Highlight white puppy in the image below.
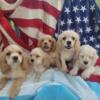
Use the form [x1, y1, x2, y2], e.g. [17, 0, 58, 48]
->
[70, 45, 98, 79]
[57, 30, 80, 72]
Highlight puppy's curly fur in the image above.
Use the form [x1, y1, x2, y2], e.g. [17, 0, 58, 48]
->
[57, 30, 80, 72]
[70, 45, 98, 79]
[28, 47, 50, 81]
[0, 44, 28, 99]
[38, 35, 60, 68]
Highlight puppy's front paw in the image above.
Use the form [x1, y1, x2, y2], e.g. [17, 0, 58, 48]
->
[0, 79, 7, 90]
[62, 66, 68, 72]
[81, 71, 91, 79]
[9, 88, 19, 99]
[70, 69, 77, 76]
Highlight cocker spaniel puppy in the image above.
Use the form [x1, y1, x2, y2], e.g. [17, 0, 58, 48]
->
[0, 44, 28, 99]
[70, 45, 98, 79]
[38, 34, 59, 68]
[57, 30, 80, 72]
[28, 47, 50, 81]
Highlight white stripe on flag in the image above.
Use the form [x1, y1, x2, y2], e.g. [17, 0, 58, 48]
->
[39, 0, 64, 11]
[10, 6, 57, 29]
[0, 0, 22, 10]
[19, 27, 44, 39]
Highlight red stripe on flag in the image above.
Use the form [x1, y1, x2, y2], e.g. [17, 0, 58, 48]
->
[0, 11, 37, 51]
[21, 0, 60, 19]
[13, 19, 55, 35]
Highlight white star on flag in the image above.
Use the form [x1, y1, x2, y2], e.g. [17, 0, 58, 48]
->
[73, 6, 79, 13]
[79, 28, 83, 34]
[67, 19, 73, 25]
[90, 36, 95, 42]
[60, 20, 65, 26]
[83, 38, 87, 43]
[75, 17, 81, 23]
[81, 6, 87, 12]
[90, 5, 95, 12]
[86, 27, 92, 33]
[83, 17, 89, 23]
[95, 44, 100, 49]
[64, 7, 70, 14]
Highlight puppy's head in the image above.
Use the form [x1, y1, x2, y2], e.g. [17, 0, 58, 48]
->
[0, 44, 28, 73]
[38, 35, 56, 52]
[79, 45, 98, 68]
[29, 48, 50, 72]
[57, 30, 80, 50]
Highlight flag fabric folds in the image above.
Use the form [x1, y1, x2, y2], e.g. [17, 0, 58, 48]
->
[55, 0, 100, 55]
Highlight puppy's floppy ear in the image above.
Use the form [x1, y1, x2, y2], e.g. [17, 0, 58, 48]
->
[57, 35, 62, 51]
[37, 38, 42, 47]
[51, 38, 57, 52]
[21, 53, 29, 71]
[0, 52, 10, 73]
[73, 35, 80, 61]
[43, 53, 50, 68]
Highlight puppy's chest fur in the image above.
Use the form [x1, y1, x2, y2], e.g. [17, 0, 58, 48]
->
[61, 49, 75, 61]
[4, 66, 25, 79]
[27, 65, 45, 81]
[49, 52, 56, 62]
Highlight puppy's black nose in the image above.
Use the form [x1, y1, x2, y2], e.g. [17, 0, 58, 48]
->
[13, 56, 18, 61]
[84, 61, 88, 65]
[31, 59, 34, 63]
[44, 42, 47, 45]
[67, 41, 71, 45]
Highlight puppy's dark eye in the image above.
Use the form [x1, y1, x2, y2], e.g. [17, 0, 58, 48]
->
[72, 37, 75, 40]
[49, 39, 52, 42]
[18, 51, 22, 55]
[36, 55, 40, 58]
[63, 37, 66, 40]
[6, 52, 11, 56]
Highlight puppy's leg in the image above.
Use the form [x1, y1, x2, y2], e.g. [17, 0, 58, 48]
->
[70, 66, 79, 76]
[0, 78, 8, 90]
[9, 78, 24, 99]
[81, 67, 95, 79]
[61, 57, 68, 72]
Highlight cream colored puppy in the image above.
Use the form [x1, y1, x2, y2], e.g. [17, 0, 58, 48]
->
[70, 45, 98, 79]
[28, 47, 50, 81]
[0, 44, 28, 99]
[57, 30, 80, 72]
[38, 35, 59, 68]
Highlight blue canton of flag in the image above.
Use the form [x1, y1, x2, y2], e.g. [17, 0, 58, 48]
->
[55, 0, 100, 55]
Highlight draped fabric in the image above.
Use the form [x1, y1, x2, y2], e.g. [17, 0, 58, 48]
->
[55, 0, 100, 55]
[0, 0, 64, 51]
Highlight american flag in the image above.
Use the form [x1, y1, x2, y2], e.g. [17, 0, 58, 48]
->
[55, 0, 100, 55]
[0, 0, 64, 51]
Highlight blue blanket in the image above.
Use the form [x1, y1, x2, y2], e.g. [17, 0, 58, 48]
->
[0, 69, 99, 100]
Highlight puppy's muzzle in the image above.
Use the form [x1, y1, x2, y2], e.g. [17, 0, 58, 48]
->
[13, 56, 18, 63]
[83, 61, 88, 65]
[65, 41, 72, 49]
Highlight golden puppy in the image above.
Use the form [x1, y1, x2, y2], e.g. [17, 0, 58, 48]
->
[57, 30, 80, 72]
[70, 45, 98, 79]
[0, 44, 28, 99]
[38, 35, 59, 68]
[28, 47, 50, 81]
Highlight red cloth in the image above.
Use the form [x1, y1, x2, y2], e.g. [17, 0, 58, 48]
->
[88, 58, 100, 82]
